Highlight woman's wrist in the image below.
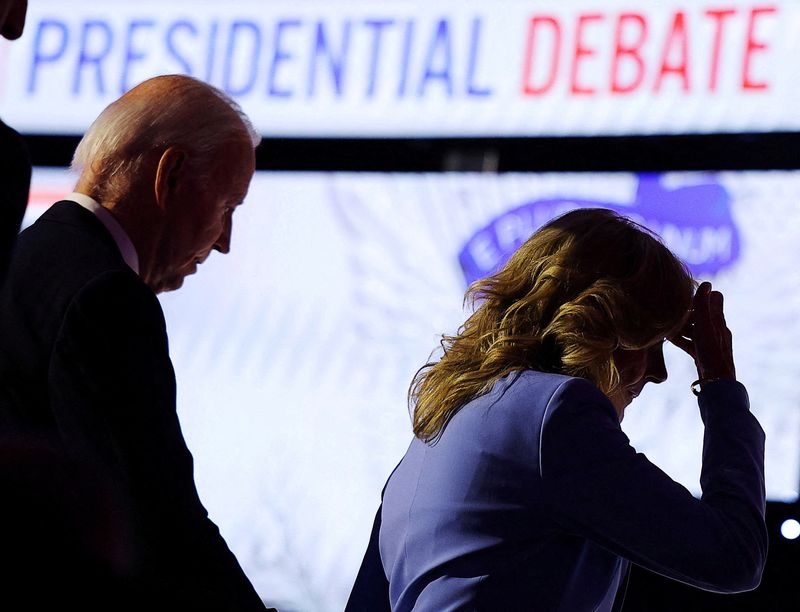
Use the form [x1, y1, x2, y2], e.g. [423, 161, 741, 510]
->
[690, 376, 735, 396]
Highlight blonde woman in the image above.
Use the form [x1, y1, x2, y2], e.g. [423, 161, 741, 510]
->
[347, 208, 766, 611]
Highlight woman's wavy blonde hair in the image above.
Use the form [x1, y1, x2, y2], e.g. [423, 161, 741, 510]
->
[411, 208, 695, 443]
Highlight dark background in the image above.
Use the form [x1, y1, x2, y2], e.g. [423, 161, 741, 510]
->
[22, 131, 800, 172]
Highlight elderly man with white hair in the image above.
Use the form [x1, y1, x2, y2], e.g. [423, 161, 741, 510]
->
[0, 75, 267, 610]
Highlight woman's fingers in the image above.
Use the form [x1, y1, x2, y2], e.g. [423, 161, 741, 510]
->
[668, 303, 697, 358]
[669, 333, 696, 359]
[687, 282, 736, 381]
[692, 282, 713, 336]
[709, 290, 724, 325]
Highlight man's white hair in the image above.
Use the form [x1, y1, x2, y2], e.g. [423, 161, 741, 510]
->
[72, 74, 260, 200]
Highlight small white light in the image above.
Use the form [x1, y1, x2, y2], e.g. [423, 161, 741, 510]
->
[780, 519, 800, 540]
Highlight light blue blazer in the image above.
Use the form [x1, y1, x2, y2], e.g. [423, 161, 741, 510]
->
[349, 371, 767, 611]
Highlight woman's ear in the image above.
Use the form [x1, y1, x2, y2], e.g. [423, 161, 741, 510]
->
[154, 146, 188, 212]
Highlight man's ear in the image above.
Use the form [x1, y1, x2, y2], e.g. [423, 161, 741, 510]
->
[154, 146, 188, 212]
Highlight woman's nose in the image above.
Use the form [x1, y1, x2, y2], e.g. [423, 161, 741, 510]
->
[646, 345, 668, 384]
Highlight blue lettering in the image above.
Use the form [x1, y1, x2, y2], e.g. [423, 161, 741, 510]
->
[364, 19, 393, 97]
[121, 20, 155, 93]
[418, 19, 453, 97]
[495, 212, 533, 251]
[73, 20, 113, 95]
[397, 20, 414, 97]
[466, 17, 491, 97]
[268, 19, 301, 98]
[206, 21, 219, 82]
[223, 21, 261, 96]
[467, 232, 501, 271]
[308, 20, 351, 97]
[165, 20, 197, 76]
[28, 19, 69, 94]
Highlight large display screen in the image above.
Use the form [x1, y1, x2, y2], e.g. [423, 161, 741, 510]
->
[2, 0, 796, 137]
[26, 168, 800, 610]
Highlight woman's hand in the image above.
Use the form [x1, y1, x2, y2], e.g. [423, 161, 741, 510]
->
[670, 281, 736, 381]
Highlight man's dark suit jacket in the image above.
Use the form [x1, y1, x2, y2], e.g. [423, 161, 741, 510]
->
[0, 200, 265, 610]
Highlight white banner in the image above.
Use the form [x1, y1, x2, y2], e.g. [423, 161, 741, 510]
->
[1, 0, 796, 136]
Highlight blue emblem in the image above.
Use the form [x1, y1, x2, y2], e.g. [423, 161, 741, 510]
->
[458, 174, 739, 285]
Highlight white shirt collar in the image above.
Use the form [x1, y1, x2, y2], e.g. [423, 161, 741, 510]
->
[66, 192, 140, 275]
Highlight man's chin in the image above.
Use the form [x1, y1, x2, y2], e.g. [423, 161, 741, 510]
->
[148, 263, 198, 294]
[150, 275, 185, 294]
[165, 276, 186, 291]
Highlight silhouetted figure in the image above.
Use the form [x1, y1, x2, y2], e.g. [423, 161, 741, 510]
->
[348, 209, 766, 611]
[0, 75, 266, 610]
[0, 0, 31, 283]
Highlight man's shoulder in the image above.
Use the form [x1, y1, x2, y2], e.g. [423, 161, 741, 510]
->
[3, 203, 153, 334]
[61, 268, 167, 344]
[23, 200, 110, 242]
[14, 201, 130, 283]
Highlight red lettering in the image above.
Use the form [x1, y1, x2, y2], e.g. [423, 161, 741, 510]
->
[522, 16, 561, 95]
[654, 11, 690, 92]
[742, 6, 776, 91]
[570, 13, 603, 95]
[611, 13, 647, 94]
[706, 8, 736, 91]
